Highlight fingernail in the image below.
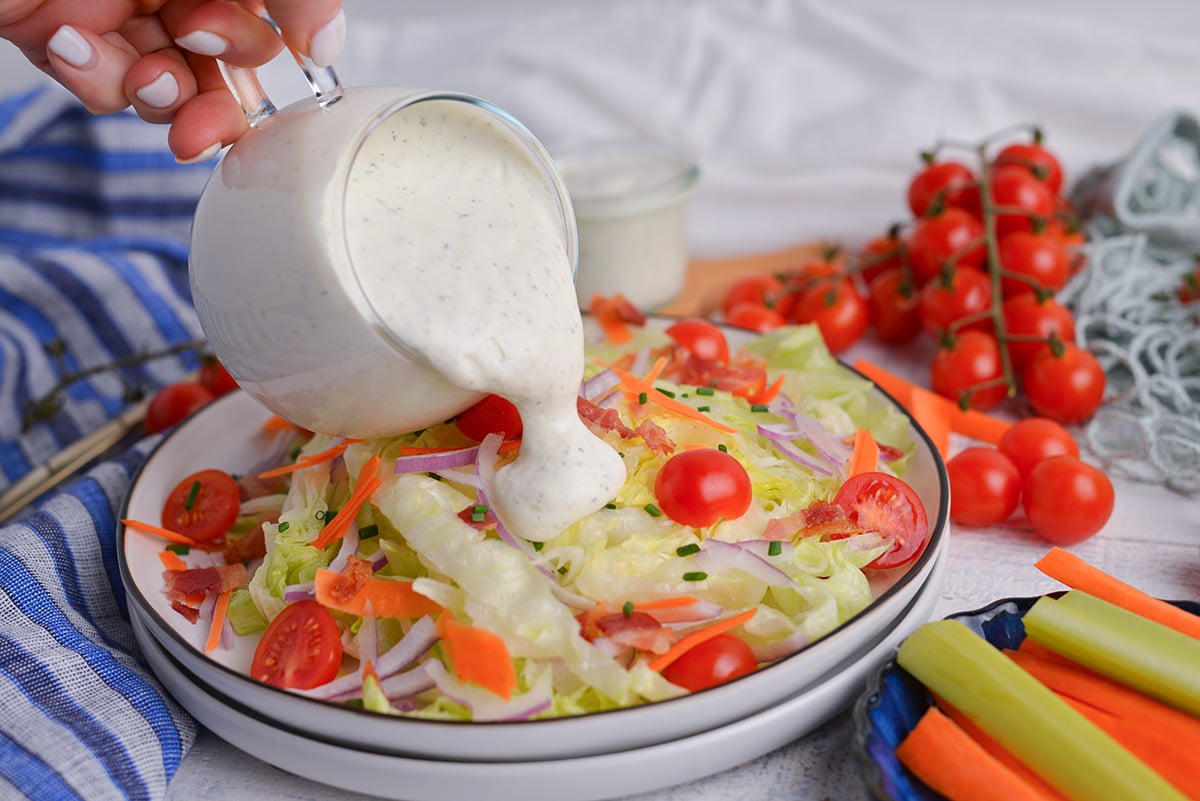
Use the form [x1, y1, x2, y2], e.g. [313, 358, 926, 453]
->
[175, 30, 229, 57]
[177, 143, 221, 165]
[136, 72, 180, 108]
[48, 25, 95, 69]
[309, 10, 346, 68]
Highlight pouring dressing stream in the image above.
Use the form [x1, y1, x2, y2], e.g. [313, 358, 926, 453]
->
[189, 61, 625, 542]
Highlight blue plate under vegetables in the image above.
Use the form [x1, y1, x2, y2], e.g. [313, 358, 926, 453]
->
[852, 594, 1200, 801]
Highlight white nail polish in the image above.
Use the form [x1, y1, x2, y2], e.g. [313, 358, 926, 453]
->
[309, 10, 346, 68]
[177, 143, 222, 165]
[48, 25, 95, 69]
[136, 72, 180, 108]
[175, 30, 229, 57]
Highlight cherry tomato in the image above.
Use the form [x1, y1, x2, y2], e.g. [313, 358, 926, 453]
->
[454, 394, 523, 441]
[930, 330, 1009, 410]
[832, 472, 929, 569]
[907, 161, 981, 218]
[654, 449, 753, 528]
[660, 633, 758, 692]
[908, 208, 986, 286]
[666, 318, 730, 364]
[917, 267, 994, 338]
[858, 228, 908, 286]
[1178, 266, 1200, 304]
[198, 357, 239, 396]
[1021, 344, 1106, 424]
[721, 275, 786, 317]
[998, 417, 1080, 479]
[161, 469, 241, 542]
[1001, 294, 1077, 371]
[145, 382, 215, 434]
[997, 231, 1070, 297]
[994, 141, 1064, 194]
[250, 600, 344, 690]
[788, 278, 869, 354]
[725, 301, 786, 332]
[946, 447, 1022, 526]
[867, 268, 922, 344]
[988, 166, 1057, 239]
[1022, 456, 1114, 545]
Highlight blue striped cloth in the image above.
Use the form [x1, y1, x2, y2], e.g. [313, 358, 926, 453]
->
[0, 85, 217, 801]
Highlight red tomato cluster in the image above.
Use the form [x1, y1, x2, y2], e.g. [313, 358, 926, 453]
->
[145, 356, 238, 434]
[946, 417, 1114, 544]
[720, 131, 1107, 427]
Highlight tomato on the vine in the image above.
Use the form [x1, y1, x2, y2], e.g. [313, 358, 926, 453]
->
[660, 633, 758, 692]
[1001, 294, 1077, 371]
[721, 274, 786, 317]
[1021, 343, 1106, 424]
[788, 278, 869, 354]
[198, 357, 239, 397]
[907, 161, 981, 218]
[918, 266, 993, 338]
[867, 268, 921, 344]
[250, 600, 344, 690]
[946, 447, 1022, 527]
[725, 302, 786, 332]
[858, 228, 908, 286]
[930, 330, 1009, 410]
[988, 165, 1057, 238]
[454, 394, 523, 441]
[994, 141, 1064, 195]
[145, 382, 215, 434]
[832, 472, 929, 569]
[997, 231, 1070, 298]
[998, 417, 1080, 479]
[666, 318, 730, 364]
[1179, 265, 1200, 304]
[161, 469, 241, 542]
[653, 449, 753, 528]
[908, 208, 986, 286]
[1022, 456, 1114, 545]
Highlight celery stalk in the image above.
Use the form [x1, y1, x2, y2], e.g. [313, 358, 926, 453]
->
[1023, 590, 1200, 717]
[896, 619, 1188, 801]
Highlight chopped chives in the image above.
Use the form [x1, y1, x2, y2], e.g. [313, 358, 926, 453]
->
[695, 386, 715, 396]
[472, 504, 488, 514]
[718, 443, 728, 453]
[768, 541, 782, 556]
[697, 405, 710, 412]
[676, 543, 700, 557]
[183, 480, 201, 510]
[532, 541, 544, 551]
[750, 403, 769, 412]
[359, 524, 379, 539]
[604, 502, 617, 509]
[277, 521, 290, 533]
[656, 387, 676, 399]
[683, 571, 708, 582]
[557, 565, 569, 575]
[622, 601, 635, 618]
[644, 503, 662, 517]
[470, 510, 487, 523]
[427, 472, 445, 481]
[165, 543, 190, 555]
[638, 391, 648, 404]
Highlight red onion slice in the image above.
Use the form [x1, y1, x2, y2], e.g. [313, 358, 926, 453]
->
[394, 446, 479, 474]
[752, 629, 810, 663]
[282, 581, 315, 602]
[580, 368, 621, 403]
[296, 616, 439, 701]
[424, 660, 554, 722]
[695, 539, 796, 588]
[756, 423, 835, 476]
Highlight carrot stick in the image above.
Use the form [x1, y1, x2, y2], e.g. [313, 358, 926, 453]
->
[260, 415, 297, 435]
[953, 406, 1013, 445]
[314, 570, 443, 619]
[311, 455, 382, 549]
[633, 596, 699, 611]
[896, 706, 1062, 801]
[435, 612, 517, 700]
[1035, 547, 1200, 641]
[257, 439, 358, 479]
[158, 549, 188, 571]
[847, 426, 880, 477]
[205, 589, 231, 654]
[908, 386, 952, 457]
[611, 366, 738, 433]
[121, 518, 198, 546]
[648, 607, 757, 672]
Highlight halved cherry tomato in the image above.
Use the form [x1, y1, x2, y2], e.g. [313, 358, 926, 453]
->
[665, 318, 730, 364]
[250, 600, 344, 690]
[145, 382, 214, 434]
[198, 357, 239, 396]
[654, 448, 752, 528]
[454, 394, 523, 441]
[161, 469, 241, 542]
[660, 632, 758, 692]
[832, 472, 929, 569]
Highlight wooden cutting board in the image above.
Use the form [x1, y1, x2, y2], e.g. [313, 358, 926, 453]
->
[655, 242, 824, 317]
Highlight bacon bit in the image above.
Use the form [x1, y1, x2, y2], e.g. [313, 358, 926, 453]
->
[635, 419, 676, 456]
[762, 500, 864, 541]
[577, 396, 636, 438]
[577, 604, 673, 655]
[327, 555, 373, 604]
[222, 521, 269, 564]
[170, 600, 201, 624]
[257, 439, 359, 479]
[237, 472, 287, 501]
[163, 563, 247, 605]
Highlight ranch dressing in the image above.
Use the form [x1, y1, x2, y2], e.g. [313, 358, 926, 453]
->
[343, 99, 626, 542]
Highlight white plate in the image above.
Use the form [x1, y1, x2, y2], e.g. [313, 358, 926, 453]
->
[118, 322, 950, 762]
[131, 540, 946, 801]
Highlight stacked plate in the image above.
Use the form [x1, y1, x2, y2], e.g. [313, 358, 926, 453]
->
[118, 373, 949, 801]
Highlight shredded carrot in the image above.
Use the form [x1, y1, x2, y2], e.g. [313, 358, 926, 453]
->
[648, 607, 757, 672]
[121, 518, 198, 546]
[1035, 547, 1200, 641]
[205, 589, 231, 654]
[314, 569, 443, 619]
[257, 439, 358, 479]
[642, 355, 667, 386]
[436, 612, 517, 700]
[311, 455, 382, 550]
[612, 366, 737, 434]
[896, 706, 1063, 801]
[589, 294, 635, 344]
[735, 374, 785, 405]
[260, 415, 296, 435]
[847, 426, 880, 477]
[632, 596, 699, 611]
[158, 549, 188, 571]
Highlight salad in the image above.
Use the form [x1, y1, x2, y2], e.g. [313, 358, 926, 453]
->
[133, 315, 930, 722]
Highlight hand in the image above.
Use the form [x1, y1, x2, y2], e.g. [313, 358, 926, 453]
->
[0, 0, 345, 163]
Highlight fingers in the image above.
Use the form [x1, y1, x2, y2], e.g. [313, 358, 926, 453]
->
[45, 25, 140, 114]
[167, 87, 248, 164]
[172, 2, 283, 69]
[263, 0, 344, 66]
